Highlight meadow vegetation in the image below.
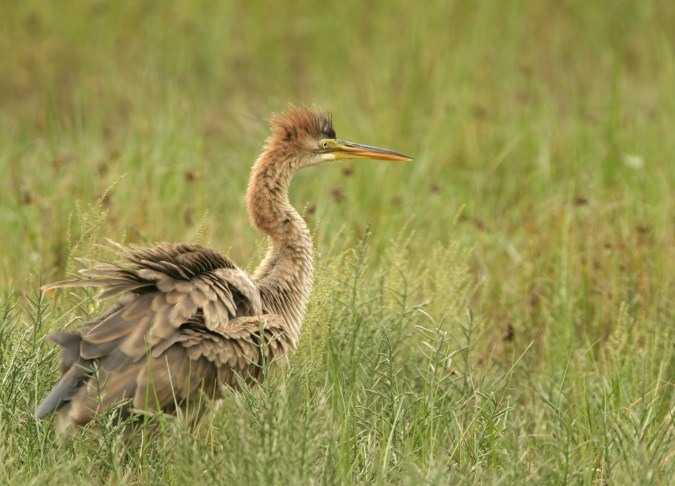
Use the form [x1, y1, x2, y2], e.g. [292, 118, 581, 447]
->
[0, 0, 673, 484]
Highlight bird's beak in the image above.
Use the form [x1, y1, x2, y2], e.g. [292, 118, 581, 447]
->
[327, 139, 412, 162]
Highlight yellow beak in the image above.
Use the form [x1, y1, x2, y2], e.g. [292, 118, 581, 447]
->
[327, 139, 412, 162]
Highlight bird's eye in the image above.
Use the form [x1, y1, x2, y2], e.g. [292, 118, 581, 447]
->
[320, 140, 329, 149]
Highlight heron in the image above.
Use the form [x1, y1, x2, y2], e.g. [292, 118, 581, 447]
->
[34, 105, 412, 431]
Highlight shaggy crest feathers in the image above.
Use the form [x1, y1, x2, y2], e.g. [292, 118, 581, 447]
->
[268, 105, 336, 147]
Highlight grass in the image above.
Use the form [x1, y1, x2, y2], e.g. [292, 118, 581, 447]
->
[1, 0, 673, 484]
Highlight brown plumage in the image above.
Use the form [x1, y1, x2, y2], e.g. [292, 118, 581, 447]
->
[35, 105, 411, 431]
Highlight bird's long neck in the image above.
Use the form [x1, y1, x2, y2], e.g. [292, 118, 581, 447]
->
[246, 151, 313, 340]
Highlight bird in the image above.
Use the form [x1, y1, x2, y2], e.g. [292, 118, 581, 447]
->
[34, 105, 412, 431]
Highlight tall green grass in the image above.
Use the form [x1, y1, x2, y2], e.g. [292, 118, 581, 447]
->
[1, 0, 673, 483]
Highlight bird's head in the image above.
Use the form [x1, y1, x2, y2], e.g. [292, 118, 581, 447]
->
[266, 105, 412, 170]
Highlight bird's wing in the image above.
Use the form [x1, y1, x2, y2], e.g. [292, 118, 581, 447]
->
[50, 313, 296, 429]
[133, 314, 295, 414]
[44, 242, 263, 359]
[35, 242, 280, 425]
[154, 314, 296, 384]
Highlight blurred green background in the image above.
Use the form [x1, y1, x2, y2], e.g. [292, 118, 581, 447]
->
[0, 1, 673, 482]
[2, 0, 672, 351]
